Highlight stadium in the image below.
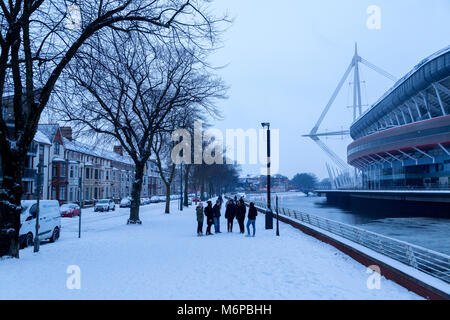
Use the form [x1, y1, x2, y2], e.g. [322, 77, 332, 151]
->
[348, 46, 450, 189]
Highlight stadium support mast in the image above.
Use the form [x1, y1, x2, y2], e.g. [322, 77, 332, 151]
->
[303, 43, 397, 171]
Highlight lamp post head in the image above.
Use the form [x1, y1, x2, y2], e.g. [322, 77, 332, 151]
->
[261, 122, 270, 129]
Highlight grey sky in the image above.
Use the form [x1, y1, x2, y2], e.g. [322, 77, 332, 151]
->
[209, 0, 450, 180]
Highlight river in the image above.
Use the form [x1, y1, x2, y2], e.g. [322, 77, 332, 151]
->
[247, 193, 450, 256]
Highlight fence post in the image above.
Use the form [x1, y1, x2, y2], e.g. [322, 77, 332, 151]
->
[406, 246, 419, 268]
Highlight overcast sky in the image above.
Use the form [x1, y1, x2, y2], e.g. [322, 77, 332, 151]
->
[208, 0, 450, 180]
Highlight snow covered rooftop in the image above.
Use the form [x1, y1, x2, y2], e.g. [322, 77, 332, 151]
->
[63, 137, 134, 166]
[33, 130, 51, 145]
[37, 124, 59, 142]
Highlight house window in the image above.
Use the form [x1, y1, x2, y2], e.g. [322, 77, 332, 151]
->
[69, 188, 73, 201]
[94, 169, 99, 180]
[70, 166, 74, 178]
[52, 186, 57, 199]
[61, 163, 66, 177]
[86, 167, 90, 179]
[39, 145, 45, 163]
[54, 142, 60, 155]
[52, 164, 58, 177]
[60, 186, 66, 201]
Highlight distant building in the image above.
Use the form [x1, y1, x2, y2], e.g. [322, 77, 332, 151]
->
[239, 174, 290, 193]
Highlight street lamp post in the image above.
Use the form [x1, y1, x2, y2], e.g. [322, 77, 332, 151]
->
[78, 172, 82, 239]
[276, 196, 280, 236]
[261, 122, 273, 230]
[179, 163, 183, 211]
[34, 160, 45, 253]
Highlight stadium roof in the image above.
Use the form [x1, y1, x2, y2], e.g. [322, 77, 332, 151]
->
[350, 45, 450, 139]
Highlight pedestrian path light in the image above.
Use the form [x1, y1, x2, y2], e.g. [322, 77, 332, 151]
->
[261, 122, 273, 230]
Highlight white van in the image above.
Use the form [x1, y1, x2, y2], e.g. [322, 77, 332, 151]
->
[19, 200, 61, 249]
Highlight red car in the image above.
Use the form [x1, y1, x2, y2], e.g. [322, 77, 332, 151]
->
[60, 203, 81, 218]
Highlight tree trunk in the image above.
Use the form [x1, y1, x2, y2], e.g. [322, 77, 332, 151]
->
[129, 164, 144, 224]
[183, 166, 189, 207]
[165, 183, 171, 214]
[0, 151, 25, 258]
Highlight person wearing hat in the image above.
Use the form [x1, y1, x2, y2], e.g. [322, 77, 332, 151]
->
[204, 201, 214, 235]
[196, 202, 204, 236]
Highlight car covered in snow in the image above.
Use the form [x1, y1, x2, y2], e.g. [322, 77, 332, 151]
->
[19, 200, 61, 249]
[149, 196, 160, 203]
[94, 199, 116, 212]
[60, 203, 80, 218]
[120, 198, 131, 208]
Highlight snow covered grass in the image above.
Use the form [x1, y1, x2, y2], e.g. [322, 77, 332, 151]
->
[0, 201, 421, 300]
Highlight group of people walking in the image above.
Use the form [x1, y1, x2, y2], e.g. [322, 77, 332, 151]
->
[196, 195, 258, 237]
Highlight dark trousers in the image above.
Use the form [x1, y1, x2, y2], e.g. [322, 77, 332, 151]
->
[227, 218, 234, 232]
[237, 219, 245, 233]
[197, 221, 203, 234]
[206, 220, 214, 235]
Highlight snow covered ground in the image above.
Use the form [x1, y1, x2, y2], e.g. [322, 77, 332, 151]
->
[0, 201, 421, 300]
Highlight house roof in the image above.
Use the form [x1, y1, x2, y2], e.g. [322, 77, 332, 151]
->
[33, 130, 51, 145]
[37, 124, 60, 143]
[63, 137, 134, 166]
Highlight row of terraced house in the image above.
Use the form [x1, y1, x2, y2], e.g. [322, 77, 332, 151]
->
[1, 122, 169, 204]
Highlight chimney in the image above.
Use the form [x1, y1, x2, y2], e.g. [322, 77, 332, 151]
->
[114, 145, 123, 156]
[60, 126, 73, 141]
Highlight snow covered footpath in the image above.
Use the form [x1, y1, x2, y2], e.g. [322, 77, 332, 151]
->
[0, 201, 421, 300]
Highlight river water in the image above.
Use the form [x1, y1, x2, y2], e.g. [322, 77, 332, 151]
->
[247, 193, 450, 256]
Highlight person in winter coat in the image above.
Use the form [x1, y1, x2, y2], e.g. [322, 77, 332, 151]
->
[196, 203, 204, 236]
[225, 200, 236, 232]
[204, 201, 214, 235]
[235, 199, 246, 234]
[213, 200, 222, 233]
[246, 202, 258, 237]
[218, 195, 223, 207]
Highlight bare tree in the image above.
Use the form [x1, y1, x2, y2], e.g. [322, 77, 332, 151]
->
[151, 103, 209, 213]
[55, 32, 226, 223]
[0, 0, 228, 257]
[151, 132, 177, 214]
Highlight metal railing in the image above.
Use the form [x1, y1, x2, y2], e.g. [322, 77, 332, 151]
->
[251, 200, 450, 285]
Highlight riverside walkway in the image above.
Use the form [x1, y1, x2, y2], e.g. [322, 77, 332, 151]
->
[0, 201, 420, 300]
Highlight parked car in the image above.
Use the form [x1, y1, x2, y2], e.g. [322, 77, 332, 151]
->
[19, 200, 61, 249]
[143, 198, 151, 205]
[120, 198, 131, 208]
[95, 199, 116, 212]
[140, 198, 146, 206]
[150, 196, 159, 203]
[60, 203, 80, 218]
